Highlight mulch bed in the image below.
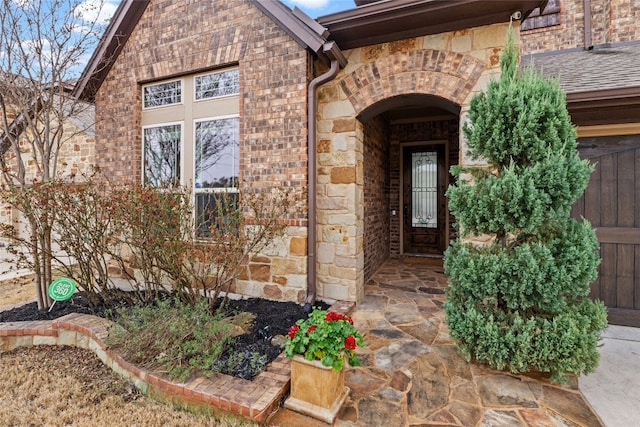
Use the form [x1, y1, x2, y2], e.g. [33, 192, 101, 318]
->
[0, 291, 329, 380]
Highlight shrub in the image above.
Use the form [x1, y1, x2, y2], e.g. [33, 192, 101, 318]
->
[107, 298, 233, 381]
[443, 29, 607, 383]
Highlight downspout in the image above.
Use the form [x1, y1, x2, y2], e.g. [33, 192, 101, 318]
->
[583, 0, 592, 49]
[304, 52, 340, 312]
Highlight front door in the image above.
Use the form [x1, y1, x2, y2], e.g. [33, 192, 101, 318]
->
[402, 144, 447, 255]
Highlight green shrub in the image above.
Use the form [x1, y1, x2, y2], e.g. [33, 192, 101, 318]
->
[444, 29, 607, 383]
[107, 298, 233, 381]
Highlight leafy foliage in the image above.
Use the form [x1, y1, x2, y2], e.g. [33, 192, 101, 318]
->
[0, 0, 108, 310]
[444, 29, 607, 383]
[107, 298, 234, 382]
[0, 170, 301, 310]
[285, 308, 365, 371]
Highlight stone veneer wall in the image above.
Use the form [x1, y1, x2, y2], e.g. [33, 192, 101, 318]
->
[363, 115, 390, 282]
[315, 23, 513, 302]
[94, 0, 311, 303]
[388, 120, 459, 257]
[520, 0, 639, 54]
[0, 110, 95, 245]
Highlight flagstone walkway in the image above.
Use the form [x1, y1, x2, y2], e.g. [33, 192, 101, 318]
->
[269, 257, 604, 426]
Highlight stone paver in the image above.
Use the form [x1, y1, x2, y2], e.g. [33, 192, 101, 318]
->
[269, 257, 604, 427]
[1, 257, 605, 426]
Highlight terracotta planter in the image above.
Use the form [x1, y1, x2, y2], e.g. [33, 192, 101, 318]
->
[284, 355, 350, 423]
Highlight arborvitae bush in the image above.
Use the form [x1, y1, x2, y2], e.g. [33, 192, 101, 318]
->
[444, 30, 607, 383]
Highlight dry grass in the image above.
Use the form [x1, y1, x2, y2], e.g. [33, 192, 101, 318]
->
[0, 276, 261, 426]
[0, 273, 36, 309]
[0, 346, 257, 427]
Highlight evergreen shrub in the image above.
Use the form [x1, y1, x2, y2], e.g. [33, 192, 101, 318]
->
[444, 29, 607, 383]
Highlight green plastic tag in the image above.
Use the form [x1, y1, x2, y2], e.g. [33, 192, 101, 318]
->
[48, 277, 77, 301]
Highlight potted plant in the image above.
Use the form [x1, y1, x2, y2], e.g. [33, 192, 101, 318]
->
[283, 307, 365, 423]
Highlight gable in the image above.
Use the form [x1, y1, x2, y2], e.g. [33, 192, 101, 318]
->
[93, 0, 313, 187]
[75, 0, 334, 102]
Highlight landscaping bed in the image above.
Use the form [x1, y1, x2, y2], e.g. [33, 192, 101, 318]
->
[0, 291, 328, 380]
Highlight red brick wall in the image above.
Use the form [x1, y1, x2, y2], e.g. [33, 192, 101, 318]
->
[363, 115, 390, 281]
[95, 0, 309, 205]
[521, 0, 640, 54]
[609, 0, 640, 43]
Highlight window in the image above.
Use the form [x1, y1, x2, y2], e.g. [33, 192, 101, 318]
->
[143, 80, 182, 108]
[521, 0, 561, 31]
[143, 123, 182, 188]
[141, 67, 240, 237]
[194, 116, 239, 237]
[195, 69, 239, 100]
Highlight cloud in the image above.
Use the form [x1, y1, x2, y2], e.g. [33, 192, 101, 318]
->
[74, 0, 118, 25]
[287, 0, 331, 10]
[10, 0, 32, 8]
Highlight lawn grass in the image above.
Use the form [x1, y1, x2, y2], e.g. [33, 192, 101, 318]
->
[0, 346, 258, 427]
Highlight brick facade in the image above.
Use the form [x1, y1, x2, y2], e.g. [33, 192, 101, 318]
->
[521, 0, 640, 54]
[96, 0, 309, 192]
[91, 0, 523, 304]
[315, 23, 513, 302]
[363, 115, 389, 281]
[94, 0, 311, 302]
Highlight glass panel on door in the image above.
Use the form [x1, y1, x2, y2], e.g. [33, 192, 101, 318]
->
[411, 151, 438, 228]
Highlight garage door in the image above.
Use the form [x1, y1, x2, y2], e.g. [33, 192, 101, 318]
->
[572, 135, 640, 327]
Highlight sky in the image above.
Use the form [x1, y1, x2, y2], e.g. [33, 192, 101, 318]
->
[281, 0, 356, 18]
[1, 0, 356, 78]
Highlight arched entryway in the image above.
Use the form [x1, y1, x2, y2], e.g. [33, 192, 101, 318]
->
[360, 94, 460, 282]
[314, 46, 492, 302]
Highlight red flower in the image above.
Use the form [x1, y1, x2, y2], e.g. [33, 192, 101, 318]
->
[347, 316, 354, 325]
[288, 325, 300, 339]
[325, 311, 346, 322]
[344, 335, 356, 350]
[306, 325, 316, 335]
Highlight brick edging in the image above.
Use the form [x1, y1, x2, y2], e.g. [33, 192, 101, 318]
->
[0, 301, 355, 423]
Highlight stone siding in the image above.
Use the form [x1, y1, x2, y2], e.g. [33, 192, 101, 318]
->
[521, 0, 640, 54]
[315, 23, 513, 302]
[94, 0, 310, 302]
[363, 115, 390, 281]
[0, 108, 95, 245]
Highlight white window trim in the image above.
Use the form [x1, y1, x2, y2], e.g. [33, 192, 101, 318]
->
[193, 68, 240, 103]
[142, 78, 184, 110]
[192, 114, 240, 193]
[141, 120, 185, 187]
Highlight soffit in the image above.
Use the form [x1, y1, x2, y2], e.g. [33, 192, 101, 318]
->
[318, 0, 546, 50]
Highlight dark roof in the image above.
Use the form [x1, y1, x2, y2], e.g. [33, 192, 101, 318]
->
[318, 0, 546, 50]
[72, 0, 149, 102]
[522, 43, 640, 94]
[522, 43, 640, 125]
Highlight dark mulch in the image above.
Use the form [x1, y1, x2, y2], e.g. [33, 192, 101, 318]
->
[0, 292, 329, 381]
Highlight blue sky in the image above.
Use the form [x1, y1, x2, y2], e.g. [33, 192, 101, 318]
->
[281, 0, 356, 18]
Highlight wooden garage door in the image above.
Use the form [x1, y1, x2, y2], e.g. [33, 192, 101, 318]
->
[571, 136, 640, 327]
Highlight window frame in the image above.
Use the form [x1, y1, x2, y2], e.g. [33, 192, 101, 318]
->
[193, 68, 240, 102]
[140, 67, 241, 238]
[141, 121, 185, 188]
[142, 78, 184, 110]
[192, 114, 240, 238]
